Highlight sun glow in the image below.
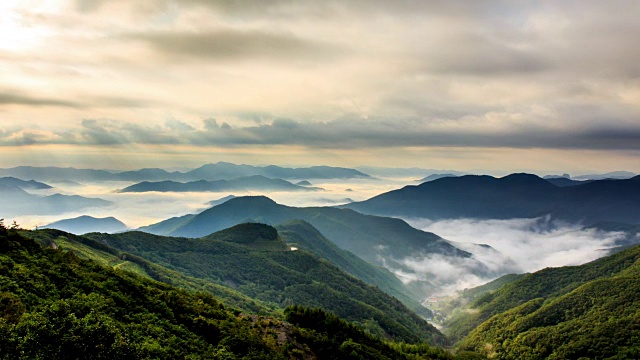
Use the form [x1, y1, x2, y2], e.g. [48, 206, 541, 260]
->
[0, 1, 56, 52]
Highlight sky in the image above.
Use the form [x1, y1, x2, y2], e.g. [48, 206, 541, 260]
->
[1, 0, 639, 173]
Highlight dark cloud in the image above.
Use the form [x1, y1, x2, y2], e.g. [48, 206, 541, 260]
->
[422, 32, 550, 76]
[126, 29, 337, 61]
[165, 119, 195, 131]
[0, 89, 154, 110]
[88, 96, 156, 109]
[74, 0, 109, 13]
[0, 93, 79, 108]
[3, 116, 640, 152]
[180, 0, 510, 19]
[80, 120, 127, 145]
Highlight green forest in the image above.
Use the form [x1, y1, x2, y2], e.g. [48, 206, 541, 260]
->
[0, 220, 463, 359]
[5, 213, 640, 359]
[445, 243, 640, 359]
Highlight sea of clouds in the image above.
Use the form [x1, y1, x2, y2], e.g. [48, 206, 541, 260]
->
[397, 216, 625, 296]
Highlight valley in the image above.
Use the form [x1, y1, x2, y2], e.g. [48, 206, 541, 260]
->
[2, 163, 639, 358]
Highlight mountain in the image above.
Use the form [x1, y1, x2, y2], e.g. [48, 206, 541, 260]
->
[0, 163, 370, 183]
[2, 225, 456, 359]
[344, 173, 640, 225]
[0, 176, 52, 190]
[82, 224, 447, 345]
[48, 179, 82, 187]
[573, 170, 636, 180]
[295, 180, 312, 186]
[452, 243, 640, 359]
[543, 177, 593, 187]
[356, 166, 466, 178]
[184, 162, 370, 181]
[111, 167, 182, 181]
[117, 175, 321, 193]
[0, 184, 112, 217]
[42, 215, 128, 234]
[140, 196, 486, 299]
[142, 217, 423, 311]
[586, 221, 640, 248]
[141, 196, 470, 265]
[275, 220, 427, 316]
[207, 194, 237, 206]
[0, 166, 115, 182]
[418, 174, 458, 183]
[25, 227, 274, 315]
[542, 173, 570, 179]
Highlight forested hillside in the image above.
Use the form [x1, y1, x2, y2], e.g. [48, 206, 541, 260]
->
[0, 220, 463, 359]
[81, 224, 445, 345]
[448, 244, 640, 359]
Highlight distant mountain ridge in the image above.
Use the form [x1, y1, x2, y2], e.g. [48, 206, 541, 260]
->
[139, 196, 502, 298]
[0, 177, 52, 190]
[573, 170, 636, 180]
[140, 195, 469, 264]
[0, 184, 112, 217]
[117, 175, 321, 193]
[43, 215, 128, 234]
[185, 162, 370, 181]
[418, 174, 458, 183]
[0, 162, 370, 183]
[344, 173, 640, 225]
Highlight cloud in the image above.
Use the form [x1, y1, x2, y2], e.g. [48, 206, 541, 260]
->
[393, 216, 625, 295]
[80, 120, 127, 145]
[0, 92, 79, 108]
[165, 119, 195, 131]
[3, 115, 640, 153]
[2, 0, 640, 172]
[125, 29, 338, 62]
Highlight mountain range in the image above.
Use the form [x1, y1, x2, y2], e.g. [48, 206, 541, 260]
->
[0, 176, 52, 190]
[25, 222, 446, 345]
[573, 170, 637, 180]
[0, 162, 370, 183]
[344, 173, 640, 225]
[0, 184, 112, 217]
[138, 196, 500, 299]
[117, 175, 322, 193]
[3, 224, 456, 359]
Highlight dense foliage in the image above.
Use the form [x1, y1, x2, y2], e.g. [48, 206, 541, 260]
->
[25, 228, 274, 315]
[82, 224, 446, 345]
[446, 244, 640, 344]
[0, 223, 284, 358]
[451, 244, 640, 359]
[1, 221, 467, 359]
[140, 195, 472, 303]
[284, 305, 455, 360]
[276, 220, 429, 318]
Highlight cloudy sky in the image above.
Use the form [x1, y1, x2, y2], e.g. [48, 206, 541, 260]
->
[1, 0, 639, 173]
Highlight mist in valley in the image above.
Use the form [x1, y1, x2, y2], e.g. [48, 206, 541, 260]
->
[400, 216, 625, 296]
[10, 177, 413, 230]
[7, 175, 629, 301]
